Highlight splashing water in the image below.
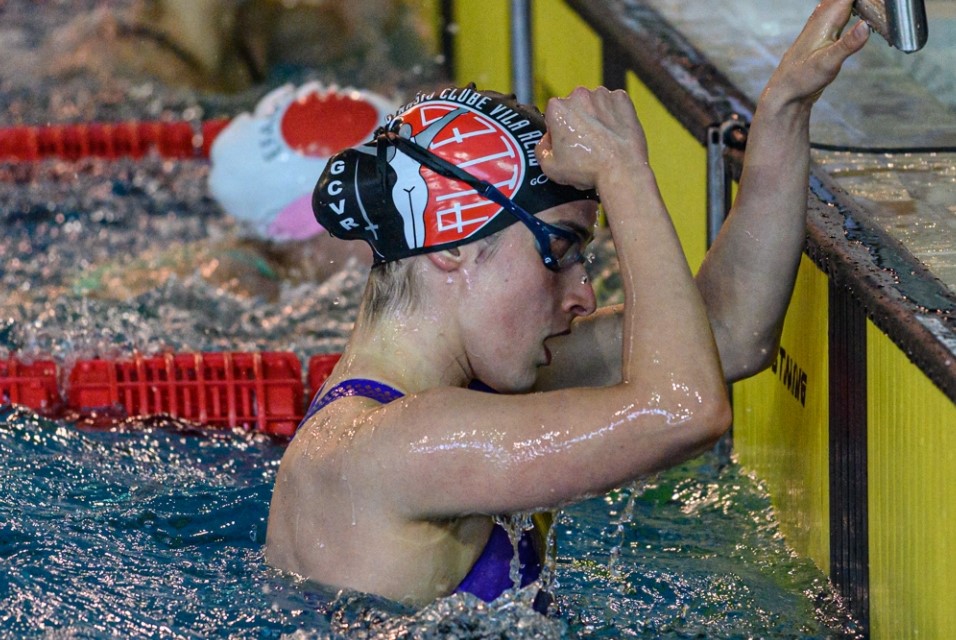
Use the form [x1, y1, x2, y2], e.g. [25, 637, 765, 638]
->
[607, 478, 653, 578]
[0, 106, 854, 640]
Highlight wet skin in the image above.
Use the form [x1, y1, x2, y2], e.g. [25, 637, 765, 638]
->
[453, 202, 599, 394]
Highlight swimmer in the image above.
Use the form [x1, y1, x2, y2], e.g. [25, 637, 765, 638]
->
[74, 234, 369, 302]
[76, 83, 389, 302]
[266, 0, 869, 608]
[39, 0, 435, 92]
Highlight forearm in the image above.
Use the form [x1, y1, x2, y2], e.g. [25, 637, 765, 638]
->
[541, 1, 867, 389]
[695, 0, 869, 381]
[534, 305, 622, 390]
[696, 98, 813, 380]
[536, 166, 729, 416]
[602, 164, 727, 405]
[543, 100, 814, 387]
[536, 86, 728, 426]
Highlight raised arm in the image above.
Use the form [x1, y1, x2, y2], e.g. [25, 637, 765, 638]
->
[696, 0, 869, 380]
[538, 0, 869, 388]
[541, 87, 728, 414]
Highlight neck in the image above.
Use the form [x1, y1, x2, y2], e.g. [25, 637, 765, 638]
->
[341, 309, 470, 395]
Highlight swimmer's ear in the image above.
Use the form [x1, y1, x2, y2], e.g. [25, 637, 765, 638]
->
[426, 247, 464, 272]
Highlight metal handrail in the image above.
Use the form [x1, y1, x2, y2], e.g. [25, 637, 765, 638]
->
[853, 0, 928, 52]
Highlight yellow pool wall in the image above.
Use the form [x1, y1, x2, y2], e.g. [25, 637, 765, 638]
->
[867, 325, 956, 638]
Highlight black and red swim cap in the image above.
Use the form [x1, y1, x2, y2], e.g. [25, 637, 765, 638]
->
[312, 85, 598, 264]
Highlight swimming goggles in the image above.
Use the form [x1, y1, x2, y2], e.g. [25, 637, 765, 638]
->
[375, 123, 592, 272]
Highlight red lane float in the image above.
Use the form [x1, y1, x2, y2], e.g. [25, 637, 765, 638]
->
[0, 357, 61, 415]
[0, 119, 232, 161]
[68, 352, 306, 436]
[0, 85, 394, 164]
[0, 352, 341, 437]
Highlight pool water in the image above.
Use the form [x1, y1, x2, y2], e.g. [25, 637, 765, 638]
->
[0, 157, 857, 637]
[0, 171, 857, 632]
[0, 404, 856, 639]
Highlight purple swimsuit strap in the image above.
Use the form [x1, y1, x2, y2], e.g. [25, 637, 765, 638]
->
[299, 377, 404, 427]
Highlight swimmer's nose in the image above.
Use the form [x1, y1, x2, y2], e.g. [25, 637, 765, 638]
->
[563, 266, 597, 318]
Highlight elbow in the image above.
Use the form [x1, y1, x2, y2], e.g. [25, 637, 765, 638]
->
[699, 387, 733, 446]
[653, 386, 732, 468]
[713, 393, 733, 442]
[751, 327, 783, 373]
[664, 357, 733, 452]
[721, 330, 782, 383]
[679, 384, 732, 453]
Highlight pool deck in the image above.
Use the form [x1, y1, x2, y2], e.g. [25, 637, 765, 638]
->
[643, 0, 956, 292]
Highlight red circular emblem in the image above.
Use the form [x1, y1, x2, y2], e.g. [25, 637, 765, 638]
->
[281, 92, 380, 158]
[402, 101, 525, 248]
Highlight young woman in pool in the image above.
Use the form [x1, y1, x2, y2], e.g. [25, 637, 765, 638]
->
[266, 0, 869, 608]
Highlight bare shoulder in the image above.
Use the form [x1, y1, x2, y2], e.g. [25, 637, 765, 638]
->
[265, 397, 398, 571]
[277, 397, 389, 486]
[265, 394, 489, 600]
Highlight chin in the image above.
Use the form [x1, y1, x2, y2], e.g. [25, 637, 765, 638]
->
[477, 372, 534, 395]
[506, 371, 539, 394]
[474, 356, 540, 394]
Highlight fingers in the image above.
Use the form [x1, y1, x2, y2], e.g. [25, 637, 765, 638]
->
[534, 131, 554, 168]
[547, 86, 623, 121]
[793, 0, 860, 55]
[536, 87, 610, 188]
[835, 18, 870, 57]
[812, 0, 870, 54]
[805, 0, 856, 41]
[810, 13, 869, 82]
[765, 0, 868, 107]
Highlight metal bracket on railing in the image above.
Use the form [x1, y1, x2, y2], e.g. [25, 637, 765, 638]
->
[706, 118, 749, 248]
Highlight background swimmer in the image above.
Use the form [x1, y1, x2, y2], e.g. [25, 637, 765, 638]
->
[35, 0, 436, 93]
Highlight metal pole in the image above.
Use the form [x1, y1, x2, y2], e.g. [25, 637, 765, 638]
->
[706, 119, 747, 248]
[887, 0, 928, 53]
[854, 0, 928, 52]
[510, 0, 533, 104]
[706, 118, 747, 465]
[706, 124, 731, 248]
[439, 0, 456, 81]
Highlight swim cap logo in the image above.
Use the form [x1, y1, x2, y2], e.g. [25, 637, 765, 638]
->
[390, 100, 525, 250]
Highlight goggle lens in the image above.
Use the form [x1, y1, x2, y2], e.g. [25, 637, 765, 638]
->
[539, 224, 592, 271]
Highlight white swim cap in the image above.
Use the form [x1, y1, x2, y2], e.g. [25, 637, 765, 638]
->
[208, 82, 396, 241]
